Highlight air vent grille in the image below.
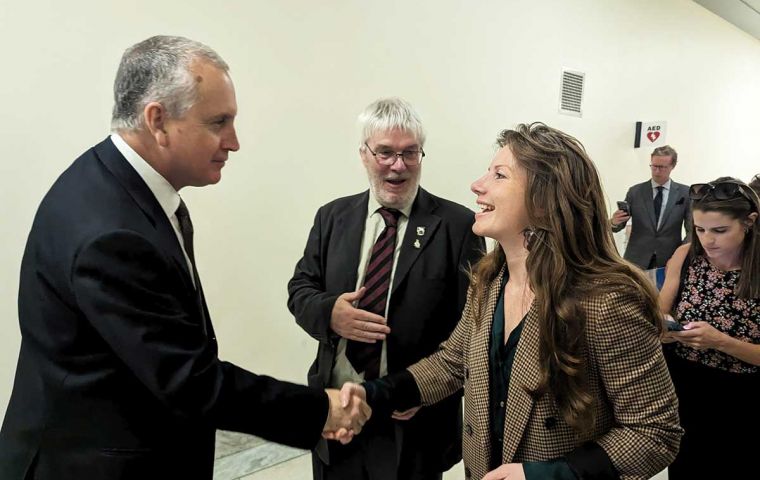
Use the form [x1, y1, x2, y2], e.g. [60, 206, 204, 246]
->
[559, 70, 584, 117]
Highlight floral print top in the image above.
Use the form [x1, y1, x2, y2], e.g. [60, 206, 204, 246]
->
[675, 255, 760, 374]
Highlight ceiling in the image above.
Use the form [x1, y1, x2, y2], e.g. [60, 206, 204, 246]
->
[693, 0, 760, 41]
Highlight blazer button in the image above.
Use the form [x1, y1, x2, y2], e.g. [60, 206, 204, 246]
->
[544, 416, 558, 429]
[465, 424, 473, 436]
[464, 467, 472, 478]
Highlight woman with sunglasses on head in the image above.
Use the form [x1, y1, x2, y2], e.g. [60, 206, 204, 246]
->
[335, 123, 682, 480]
[659, 177, 760, 479]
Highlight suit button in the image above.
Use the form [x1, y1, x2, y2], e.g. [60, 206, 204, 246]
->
[465, 467, 472, 478]
[465, 424, 473, 436]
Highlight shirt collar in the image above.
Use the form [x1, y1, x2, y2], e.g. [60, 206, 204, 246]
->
[111, 133, 182, 218]
[651, 178, 672, 190]
[367, 191, 415, 219]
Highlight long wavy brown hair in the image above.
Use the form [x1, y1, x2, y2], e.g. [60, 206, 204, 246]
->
[470, 123, 661, 434]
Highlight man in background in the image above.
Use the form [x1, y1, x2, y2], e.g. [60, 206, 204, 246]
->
[611, 145, 691, 269]
[0, 35, 368, 480]
[288, 97, 484, 480]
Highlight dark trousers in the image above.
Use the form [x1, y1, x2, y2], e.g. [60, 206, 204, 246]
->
[665, 350, 759, 479]
[313, 419, 443, 480]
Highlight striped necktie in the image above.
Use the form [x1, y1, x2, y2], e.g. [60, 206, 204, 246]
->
[346, 207, 401, 379]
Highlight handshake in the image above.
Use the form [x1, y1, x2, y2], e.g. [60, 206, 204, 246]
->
[321, 383, 369, 444]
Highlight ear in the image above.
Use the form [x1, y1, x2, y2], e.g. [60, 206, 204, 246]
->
[747, 212, 758, 226]
[143, 102, 170, 147]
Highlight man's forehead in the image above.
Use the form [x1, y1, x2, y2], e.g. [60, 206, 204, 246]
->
[369, 130, 420, 146]
[651, 154, 673, 165]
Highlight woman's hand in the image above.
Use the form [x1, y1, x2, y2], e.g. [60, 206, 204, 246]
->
[671, 321, 728, 350]
[482, 463, 525, 480]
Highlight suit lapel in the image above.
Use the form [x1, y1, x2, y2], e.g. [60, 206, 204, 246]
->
[642, 182, 658, 230]
[470, 267, 506, 457]
[502, 303, 541, 462]
[95, 138, 195, 292]
[335, 192, 369, 292]
[658, 182, 682, 229]
[391, 188, 441, 294]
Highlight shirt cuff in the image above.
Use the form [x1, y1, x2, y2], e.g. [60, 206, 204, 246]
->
[362, 369, 421, 416]
[564, 441, 620, 480]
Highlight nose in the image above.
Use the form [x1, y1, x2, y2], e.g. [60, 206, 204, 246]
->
[389, 155, 408, 172]
[224, 126, 240, 152]
[471, 173, 486, 195]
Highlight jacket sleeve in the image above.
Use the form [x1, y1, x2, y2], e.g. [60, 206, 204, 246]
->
[406, 284, 476, 405]
[287, 208, 340, 345]
[71, 230, 328, 449]
[589, 291, 683, 479]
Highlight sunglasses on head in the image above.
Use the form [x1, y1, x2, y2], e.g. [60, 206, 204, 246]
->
[689, 181, 753, 202]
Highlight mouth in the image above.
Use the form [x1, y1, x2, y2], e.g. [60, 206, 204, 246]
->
[476, 201, 494, 214]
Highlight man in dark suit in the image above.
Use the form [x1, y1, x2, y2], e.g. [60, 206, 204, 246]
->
[288, 98, 484, 480]
[611, 145, 691, 269]
[0, 35, 368, 480]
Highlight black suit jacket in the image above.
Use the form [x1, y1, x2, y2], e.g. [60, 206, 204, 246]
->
[287, 189, 484, 474]
[0, 138, 329, 479]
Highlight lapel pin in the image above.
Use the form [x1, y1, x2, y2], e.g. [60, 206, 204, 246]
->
[413, 239, 421, 249]
[416, 226, 425, 236]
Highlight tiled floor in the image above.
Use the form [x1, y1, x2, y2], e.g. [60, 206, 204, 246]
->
[214, 431, 668, 480]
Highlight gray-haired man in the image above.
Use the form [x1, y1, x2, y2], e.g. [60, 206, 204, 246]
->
[289, 98, 484, 480]
[0, 35, 368, 480]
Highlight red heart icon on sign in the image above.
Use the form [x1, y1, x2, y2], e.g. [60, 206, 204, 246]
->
[647, 131, 660, 143]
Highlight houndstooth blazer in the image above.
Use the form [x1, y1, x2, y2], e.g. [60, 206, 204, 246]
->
[408, 266, 682, 480]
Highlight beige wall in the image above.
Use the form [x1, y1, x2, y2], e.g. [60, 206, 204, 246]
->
[1, 0, 759, 419]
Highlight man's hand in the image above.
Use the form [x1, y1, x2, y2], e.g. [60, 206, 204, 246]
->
[322, 388, 371, 444]
[482, 463, 526, 480]
[330, 287, 391, 343]
[611, 209, 631, 227]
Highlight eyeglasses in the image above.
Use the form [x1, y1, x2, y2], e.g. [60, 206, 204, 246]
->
[689, 181, 755, 202]
[649, 164, 672, 171]
[364, 142, 425, 166]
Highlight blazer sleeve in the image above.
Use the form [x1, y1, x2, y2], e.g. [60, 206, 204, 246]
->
[287, 208, 340, 345]
[589, 291, 683, 479]
[406, 284, 476, 404]
[71, 230, 328, 449]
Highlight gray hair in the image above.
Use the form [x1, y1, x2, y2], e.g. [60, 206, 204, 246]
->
[358, 97, 426, 147]
[111, 35, 229, 131]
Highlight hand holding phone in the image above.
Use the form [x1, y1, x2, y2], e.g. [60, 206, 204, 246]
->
[616, 201, 630, 214]
[664, 316, 685, 332]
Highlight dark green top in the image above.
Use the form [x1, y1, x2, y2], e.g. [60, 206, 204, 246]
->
[488, 277, 576, 480]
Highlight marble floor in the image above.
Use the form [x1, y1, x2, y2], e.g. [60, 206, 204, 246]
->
[213, 431, 668, 480]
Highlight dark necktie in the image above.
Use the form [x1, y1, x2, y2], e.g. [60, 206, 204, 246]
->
[176, 200, 196, 266]
[346, 207, 401, 379]
[175, 199, 209, 335]
[654, 185, 664, 227]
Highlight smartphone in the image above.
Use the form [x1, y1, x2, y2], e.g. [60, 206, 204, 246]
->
[665, 319, 685, 332]
[616, 201, 630, 214]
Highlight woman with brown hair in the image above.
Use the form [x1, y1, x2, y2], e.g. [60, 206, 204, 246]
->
[659, 177, 760, 479]
[338, 123, 682, 479]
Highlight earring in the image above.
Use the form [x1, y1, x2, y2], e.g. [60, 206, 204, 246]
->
[745, 226, 751, 234]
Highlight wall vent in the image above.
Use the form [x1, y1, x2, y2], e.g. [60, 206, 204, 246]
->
[558, 69, 585, 117]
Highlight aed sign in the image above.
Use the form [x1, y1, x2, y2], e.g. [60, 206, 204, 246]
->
[634, 121, 667, 148]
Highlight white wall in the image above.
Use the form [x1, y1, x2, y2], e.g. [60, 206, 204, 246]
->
[1, 0, 759, 419]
